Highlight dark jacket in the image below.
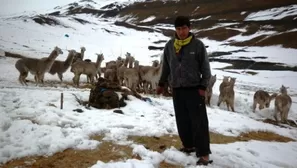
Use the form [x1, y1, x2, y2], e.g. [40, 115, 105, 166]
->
[158, 35, 211, 90]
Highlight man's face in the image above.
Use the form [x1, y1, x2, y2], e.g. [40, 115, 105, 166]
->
[175, 25, 190, 40]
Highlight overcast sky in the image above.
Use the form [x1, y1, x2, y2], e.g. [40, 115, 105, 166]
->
[0, 0, 75, 16]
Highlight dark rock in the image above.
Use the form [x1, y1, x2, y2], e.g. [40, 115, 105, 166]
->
[113, 109, 124, 114]
[73, 108, 84, 113]
[148, 46, 164, 50]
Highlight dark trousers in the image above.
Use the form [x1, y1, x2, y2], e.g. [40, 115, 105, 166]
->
[172, 87, 211, 157]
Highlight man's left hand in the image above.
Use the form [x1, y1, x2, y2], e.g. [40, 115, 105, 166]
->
[198, 89, 205, 97]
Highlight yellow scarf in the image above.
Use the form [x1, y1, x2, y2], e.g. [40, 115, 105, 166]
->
[174, 35, 193, 53]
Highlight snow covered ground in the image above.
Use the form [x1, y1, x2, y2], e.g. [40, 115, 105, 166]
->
[1, 0, 297, 167]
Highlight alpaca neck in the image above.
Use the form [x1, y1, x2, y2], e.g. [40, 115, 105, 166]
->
[97, 60, 103, 69]
[81, 50, 85, 60]
[95, 57, 103, 69]
[124, 58, 129, 67]
[45, 50, 58, 62]
[153, 60, 163, 76]
[134, 63, 139, 70]
[64, 52, 75, 67]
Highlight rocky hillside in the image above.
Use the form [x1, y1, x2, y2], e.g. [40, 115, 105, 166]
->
[2, 0, 297, 72]
[29, 0, 297, 49]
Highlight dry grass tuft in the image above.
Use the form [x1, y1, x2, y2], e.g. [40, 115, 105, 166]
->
[2, 130, 294, 168]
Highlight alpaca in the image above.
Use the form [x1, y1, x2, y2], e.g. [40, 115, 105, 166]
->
[139, 55, 163, 93]
[48, 49, 77, 82]
[217, 77, 236, 112]
[71, 53, 104, 87]
[15, 46, 63, 85]
[72, 46, 86, 64]
[252, 90, 277, 112]
[123, 60, 140, 91]
[85, 53, 105, 83]
[274, 85, 292, 123]
[205, 74, 216, 106]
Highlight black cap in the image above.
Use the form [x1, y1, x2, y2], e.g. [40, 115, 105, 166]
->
[174, 16, 190, 28]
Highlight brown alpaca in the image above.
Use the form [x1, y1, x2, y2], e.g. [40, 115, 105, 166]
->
[15, 46, 63, 85]
[219, 76, 230, 93]
[205, 74, 216, 106]
[274, 85, 292, 123]
[123, 60, 140, 91]
[217, 77, 236, 112]
[139, 56, 163, 94]
[252, 90, 277, 112]
[48, 49, 77, 82]
[70, 53, 104, 87]
[72, 47, 86, 64]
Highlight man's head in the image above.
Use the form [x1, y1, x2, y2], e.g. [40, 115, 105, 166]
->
[174, 16, 191, 40]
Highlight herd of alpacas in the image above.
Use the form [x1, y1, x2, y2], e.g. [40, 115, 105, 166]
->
[14, 46, 292, 124]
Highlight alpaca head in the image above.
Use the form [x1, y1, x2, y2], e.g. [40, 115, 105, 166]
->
[230, 77, 236, 85]
[222, 76, 229, 82]
[96, 53, 104, 61]
[67, 49, 76, 55]
[280, 85, 288, 94]
[134, 60, 139, 67]
[152, 60, 159, 67]
[80, 47, 86, 53]
[54, 46, 63, 55]
[125, 52, 131, 57]
[116, 58, 124, 66]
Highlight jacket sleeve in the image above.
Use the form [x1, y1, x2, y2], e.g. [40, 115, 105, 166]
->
[158, 42, 170, 87]
[198, 41, 211, 90]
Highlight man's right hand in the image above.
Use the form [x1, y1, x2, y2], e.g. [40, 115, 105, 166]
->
[156, 86, 164, 95]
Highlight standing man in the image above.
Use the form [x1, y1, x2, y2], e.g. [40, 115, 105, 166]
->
[157, 16, 212, 165]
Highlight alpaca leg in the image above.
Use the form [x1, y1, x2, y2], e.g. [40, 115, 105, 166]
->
[284, 108, 289, 123]
[117, 76, 122, 86]
[34, 74, 39, 86]
[226, 102, 230, 111]
[19, 72, 27, 85]
[72, 76, 76, 85]
[230, 101, 235, 112]
[128, 79, 133, 90]
[40, 74, 45, 84]
[217, 95, 222, 107]
[86, 75, 90, 83]
[73, 74, 80, 87]
[207, 95, 211, 106]
[280, 110, 286, 123]
[274, 107, 279, 122]
[143, 82, 149, 94]
[90, 75, 95, 84]
[18, 74, 24, 85]
[58, 73, 63, 82]
[34, 75, 38, 83]
[151, 82, 157, 95]
[252, 101, 257, 112]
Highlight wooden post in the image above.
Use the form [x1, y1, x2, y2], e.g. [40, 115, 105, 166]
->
[60, 92, 64, 109]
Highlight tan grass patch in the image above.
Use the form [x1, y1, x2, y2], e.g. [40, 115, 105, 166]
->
[128, 131, 294, 152]
[2, 131, 294, 168]
[2, 135, 132, 168]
